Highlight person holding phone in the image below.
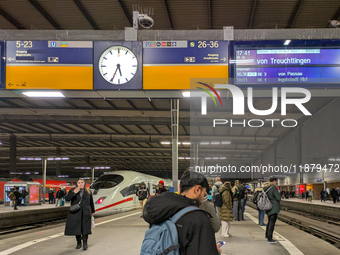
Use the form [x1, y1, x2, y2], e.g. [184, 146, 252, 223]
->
[64, 178, 95, 250]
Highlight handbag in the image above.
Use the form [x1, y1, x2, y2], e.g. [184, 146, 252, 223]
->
[70, 197, 82, 213]
[91, 216, 95, 228]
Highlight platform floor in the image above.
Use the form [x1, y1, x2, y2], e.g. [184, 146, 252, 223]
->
[0, 203, 69, 214]
[282, 198, 340, 207]
[0, 206, 339, 255]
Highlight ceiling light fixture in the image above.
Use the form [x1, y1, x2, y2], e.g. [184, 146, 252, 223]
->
[284, 40, 291, 45]
[22, 91, 65, 98]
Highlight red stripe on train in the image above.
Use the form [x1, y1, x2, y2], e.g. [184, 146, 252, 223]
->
[95, 197, 134, 212]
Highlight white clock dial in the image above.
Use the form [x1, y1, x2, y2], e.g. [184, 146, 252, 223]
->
[98, 46, 138, 85]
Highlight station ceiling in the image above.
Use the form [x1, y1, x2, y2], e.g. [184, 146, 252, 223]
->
[0, 0, 339, 30]
[0, 96, 335, 178]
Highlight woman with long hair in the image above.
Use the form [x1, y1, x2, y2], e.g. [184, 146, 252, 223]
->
[219, 181, 233, 237]
[64, 178, 95, 250]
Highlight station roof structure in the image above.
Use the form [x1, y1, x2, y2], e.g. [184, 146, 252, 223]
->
[0, 0, 339, 30]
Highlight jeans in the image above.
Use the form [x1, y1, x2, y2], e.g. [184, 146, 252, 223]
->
[14, 199, 20, 209]
[258, 210, 265, 225]
[233, 199, 243, 221]
[21, 197, 26, 206]
[242, 198, 247, 219]
[265, 213, 278, 241]
[215, 206, 221, 222]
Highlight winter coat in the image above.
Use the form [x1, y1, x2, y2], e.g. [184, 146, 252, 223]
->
[211, 181, 223, 201]
[199, 199, 220, 233]
[330, 189, 338, 198]
[143, 192, 219, 255]
[137, 186, 150, 200]
[64, 188, 95, 236]
[155, 186, 168, 195]
[219, 185, 233, 222]
[263, 182, 281, 216]
[21, 190, 28, 198]
[14, 190, 21, 200]
[56, 190, 64, 199]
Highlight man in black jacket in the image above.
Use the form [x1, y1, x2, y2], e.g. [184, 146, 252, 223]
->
[143, 170, 222, 255]
[13, 187, 21, 210]
[21, 188, 29, 206]
[136, 182, 150, 217]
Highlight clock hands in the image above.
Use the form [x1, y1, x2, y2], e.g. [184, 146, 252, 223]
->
[118, 64, 122, 77]
[110, 64, 121, 82]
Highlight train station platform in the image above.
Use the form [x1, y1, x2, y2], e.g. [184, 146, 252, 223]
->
[0, 206, 339, 255]
[280, 198, 340, 218]
[0, 203, 69, 229]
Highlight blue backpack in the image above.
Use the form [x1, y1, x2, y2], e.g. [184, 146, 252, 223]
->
[140, 206, 201, 255]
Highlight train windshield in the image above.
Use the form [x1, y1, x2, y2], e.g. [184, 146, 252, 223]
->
[90, 175, 124, 190]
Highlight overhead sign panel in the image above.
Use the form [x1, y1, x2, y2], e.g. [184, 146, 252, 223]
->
[143, 40, 229, 90]
[6, 41, 93, 90]
[230, 40, 340, 87]
[0, 41, 5, 89]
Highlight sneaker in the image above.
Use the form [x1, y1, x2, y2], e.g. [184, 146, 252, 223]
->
[267, 239, 277, 244]
[222, 235, 230, 238]
[260, 224, 267, 226]
[14, 208, 18, 210]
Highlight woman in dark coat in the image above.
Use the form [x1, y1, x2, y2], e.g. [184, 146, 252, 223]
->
[65, 178, 95, 250]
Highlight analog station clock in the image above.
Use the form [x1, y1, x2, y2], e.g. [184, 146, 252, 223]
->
[98, 46, 138, 85]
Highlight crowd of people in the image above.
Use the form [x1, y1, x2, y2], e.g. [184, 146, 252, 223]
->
[7, 186, 67, 210]
[7, 187, 29, 210]
[138, 171, 282, 255]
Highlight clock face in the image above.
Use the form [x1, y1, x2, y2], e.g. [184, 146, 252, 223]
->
[98, 46, 138, 85]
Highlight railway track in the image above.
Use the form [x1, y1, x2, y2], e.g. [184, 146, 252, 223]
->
[247, 202, 340, 249]
[0, 217, 66, 236]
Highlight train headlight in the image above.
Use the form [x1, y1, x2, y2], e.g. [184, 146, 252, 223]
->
[96, 197, 107, 204]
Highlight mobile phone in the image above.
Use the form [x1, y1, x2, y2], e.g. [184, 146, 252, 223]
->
[216, 241, 226, 247]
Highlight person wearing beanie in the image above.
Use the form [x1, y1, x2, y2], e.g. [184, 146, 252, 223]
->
[156, 180, 168, 195]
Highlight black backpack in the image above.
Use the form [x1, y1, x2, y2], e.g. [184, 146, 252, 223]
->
[213, 185, 223, 207]
[253, 191, 260, 204]
[234, 185, 245, 200]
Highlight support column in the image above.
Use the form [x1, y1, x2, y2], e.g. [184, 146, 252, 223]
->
[91, 167, 95, 183]
[9, 135, 17, 176]
[171, 99, 179, 192]
[42, 159, 47, 204]
[297, 127, 303, 184]
[56, 147, 61, 176]
[193, 143, 199, 167]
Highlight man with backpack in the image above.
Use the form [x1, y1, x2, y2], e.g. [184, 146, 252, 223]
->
[136, 182, 150, 218]
[231, 180, 244, 221]
[141, 170, 222, 255]
[253, 186, 266, 226]
[211, 177, 223, 221]
[262, 176, 281, 244]
[56, 187, 65, 206]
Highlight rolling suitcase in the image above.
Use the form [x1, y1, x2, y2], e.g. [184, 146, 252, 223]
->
[60, 200, 64, 206]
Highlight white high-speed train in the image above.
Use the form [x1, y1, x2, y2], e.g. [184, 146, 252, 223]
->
[90, 171, 172, 216]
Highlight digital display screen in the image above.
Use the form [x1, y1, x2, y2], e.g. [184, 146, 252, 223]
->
[230, 40, 340, 87]
[29, 185, 39, 204]
[5, 185, 25, 202]
[143, 40, 228, 90]
[6, 41, 93, 90]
